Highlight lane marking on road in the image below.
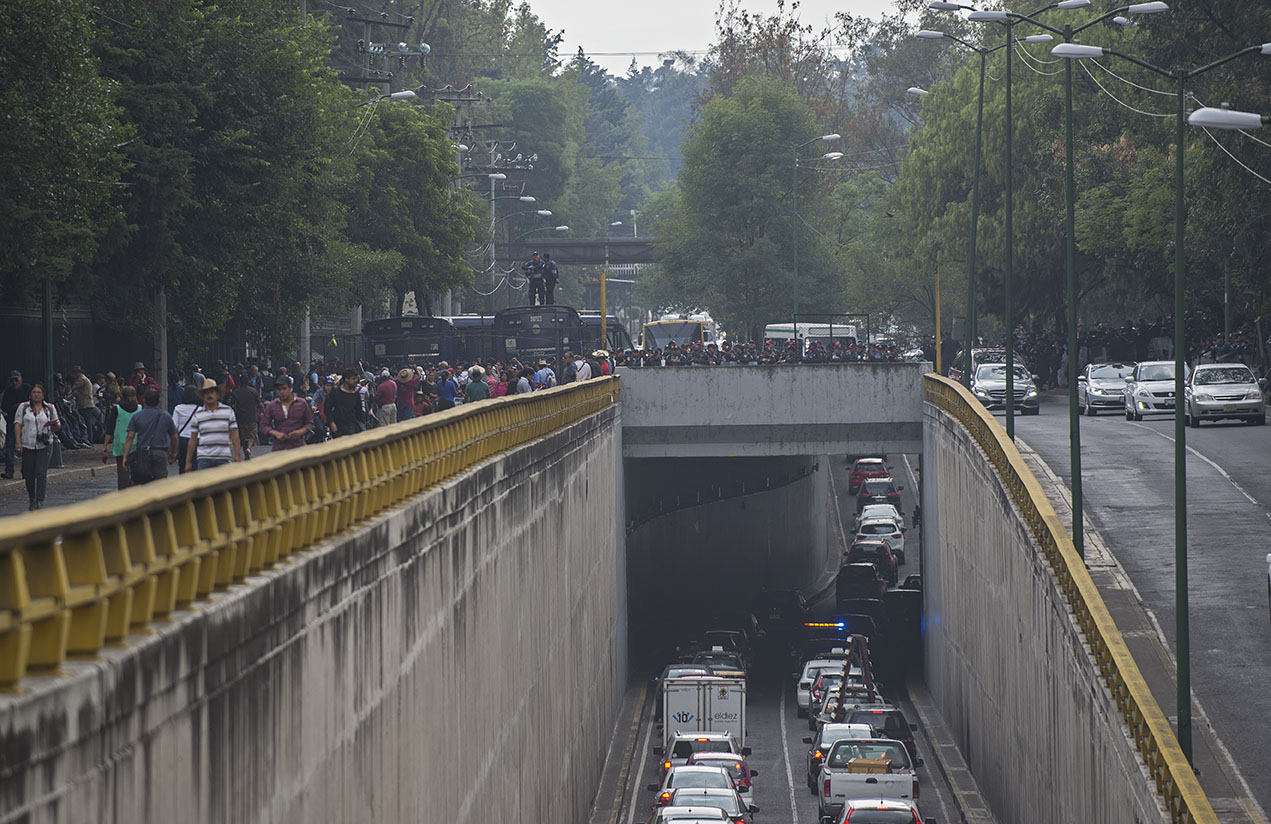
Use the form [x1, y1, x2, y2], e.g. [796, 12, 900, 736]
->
[901, 453, 919, 490]
[1124, 421, 1263, 508]
[778, 686, 800, 823]
[626, 690, 656, 824]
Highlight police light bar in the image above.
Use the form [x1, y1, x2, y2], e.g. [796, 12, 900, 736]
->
[804, 621, 847, 629]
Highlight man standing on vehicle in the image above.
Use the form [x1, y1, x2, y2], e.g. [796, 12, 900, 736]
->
[542, 252, 559, 305]
[523, 251, 545, 306]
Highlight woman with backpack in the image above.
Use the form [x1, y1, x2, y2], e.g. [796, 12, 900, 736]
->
[13, 384, 61, 510]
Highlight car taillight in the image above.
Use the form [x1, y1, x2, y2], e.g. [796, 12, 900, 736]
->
[913, 777, 920, 799]
[658, 791, 672, 805]
[662, 761, 671, 771]
[892, 532, 902, 539]
[823, 778, 831, 796]
[813, 750, 823, 762]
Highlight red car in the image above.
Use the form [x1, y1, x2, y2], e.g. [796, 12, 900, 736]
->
[848, 458, 889, 495]
[686, 751, 758, 795]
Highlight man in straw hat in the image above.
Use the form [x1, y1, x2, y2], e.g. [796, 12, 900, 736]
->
[395, 366, 420, 421]
[185, 378, 241, 472]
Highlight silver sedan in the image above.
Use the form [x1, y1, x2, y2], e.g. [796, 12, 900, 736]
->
[1184, 363, 1266, 427]
[1077, 362, 1134, 415]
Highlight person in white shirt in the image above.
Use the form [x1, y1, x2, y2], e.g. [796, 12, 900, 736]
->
[185, 379, 241, 471]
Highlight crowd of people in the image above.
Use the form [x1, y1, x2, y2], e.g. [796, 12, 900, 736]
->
[612, 338, 911, 366]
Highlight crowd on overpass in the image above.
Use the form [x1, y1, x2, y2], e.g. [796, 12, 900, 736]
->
[613, 338, 911, 366]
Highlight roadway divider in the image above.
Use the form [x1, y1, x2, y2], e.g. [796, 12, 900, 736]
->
[0, 377, 619, 690]
[923, 374, 1216, 824]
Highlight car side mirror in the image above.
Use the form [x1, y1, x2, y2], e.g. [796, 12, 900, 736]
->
[896, 486, 905, 491]
[750, 769, 759, 777]
[748, 805, 760, 814]
[915, 758, 925, 767]
[741, 747, 752, 756]
[910, 723, 918, 730]
[646, 783, 657, 792]
[652, 746, 663, 757]
[925, 819, 938, 824]
[1261, 377, 1267, 390]
[1076, 374, 1086, 382]
[802, 736, 813, 744]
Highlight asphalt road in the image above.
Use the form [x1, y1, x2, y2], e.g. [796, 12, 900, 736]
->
[1013, 393, 1271, 813]
[614, 453, 964, 824]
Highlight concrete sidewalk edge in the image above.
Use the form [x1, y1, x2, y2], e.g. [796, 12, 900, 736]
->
[587, 680, 650, 824]
[0, 463, 107, 496]
[906, 682, 997, 824]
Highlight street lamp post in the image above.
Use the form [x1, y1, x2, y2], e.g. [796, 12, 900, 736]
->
[1052, 37, 1271, 763]
[792, 133, 841, 326]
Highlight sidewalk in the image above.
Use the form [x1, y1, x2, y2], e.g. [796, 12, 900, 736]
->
[1017, 438, 1267, 824]
[0, 443, 114, 496]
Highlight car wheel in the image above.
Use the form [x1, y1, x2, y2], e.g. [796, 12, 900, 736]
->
[1189, 409, 1200, 429]
[1258, 415, 1267, 426]
[1125, 404, 1133, 420]
[1084, 397, 1096, 416]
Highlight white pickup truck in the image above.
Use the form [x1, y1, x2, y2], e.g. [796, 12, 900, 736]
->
[817, 738, 922, 824]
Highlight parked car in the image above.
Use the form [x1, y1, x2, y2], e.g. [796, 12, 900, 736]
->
[1124, 360, 1189, 420]
[848, 457, 890, 494]
[1077, 362, 1135, 415]
[855, 518, 906, 564]
[803, 723, 874, 790]
[664, 788, 757, 824]
[970, 362, 1039, 415]
[1184, 362, 1266, 426]
[837, 562, 886, 601]
[857, 478, 903, 514]
[846, 541, 898, 586]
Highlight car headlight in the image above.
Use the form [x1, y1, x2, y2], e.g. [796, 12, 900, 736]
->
[974, 389, 990, 399]
[1195, 392, 1213, 402]
[1136, 387, 1152, 397]
[1246, 390, 1263, 401]
[1026, 388, 1038, 398]
[1089, 387, 1104, 396]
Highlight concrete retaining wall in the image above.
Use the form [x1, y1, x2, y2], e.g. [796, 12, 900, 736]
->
[619, 364, 926, 457]
[922, 402, 1167, 823]
[0, 408, 625, 824]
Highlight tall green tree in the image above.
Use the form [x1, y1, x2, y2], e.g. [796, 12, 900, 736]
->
[0, 0, 125, 299]
[643, 76, 843, 339]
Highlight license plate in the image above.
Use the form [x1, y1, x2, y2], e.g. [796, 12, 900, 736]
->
[1223, 404, 1237, 412]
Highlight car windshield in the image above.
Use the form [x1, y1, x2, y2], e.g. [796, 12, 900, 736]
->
[691, 757, 744, 779]
[825, 741, 910, 769]
[1195, 366, 1255, 385]
[839, 811, 918, 823]
[671, 792, 741, 814]
[693, 653, 741, 668]
[1090, 364, 1134, 379]
[847, 709, 910, 735]
[669, 770, 733, 789]
[862, 480, 894, 494]
[854, 460, 884, 472]
[1138, 364, 1175, 381]
[860, 522, 894, 535]
[975, 363, 1030, 382]
[850, 546, 885, 561]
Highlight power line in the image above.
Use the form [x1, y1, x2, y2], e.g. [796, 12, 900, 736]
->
[1090, 59, 1175, 97]
[1077, 60, 1171, 118]
[1013, 45, 1062, 76]
[1202, 127, 1271, 186]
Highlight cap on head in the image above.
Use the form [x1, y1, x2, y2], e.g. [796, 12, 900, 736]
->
[133, 361, 146, 371]
[8, 370, 20, 380]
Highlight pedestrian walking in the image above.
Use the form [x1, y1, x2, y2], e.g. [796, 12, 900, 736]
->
[464, 366, 490, 402]
[523, 251, 546, 306]
[542, 253, 559, 305]
[122, 387, 178, 485]
[70, 366, 100, 443]
[435, 369, 458, 410]
[230, 376, 261, 459]
[172, 385, 200, 474]
[13, 384, 60, 510]
[1, 370, 31, 479]
[396, 367, 421, 420]
[102, 385, 141, 490]
[262, 374, 314, 450]
[533, 360, 556, 388]
[186, 379, 241, 471]
[374, 369, 398, 426]
[324, 369, 366, 438]
[515, 368, 534, 394]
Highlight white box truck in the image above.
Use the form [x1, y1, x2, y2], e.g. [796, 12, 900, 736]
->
[661, 676, 747, 749]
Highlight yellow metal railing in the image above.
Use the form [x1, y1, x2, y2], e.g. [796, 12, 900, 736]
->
[0, 377, 619, 689]
[924, 374, 1216, 824]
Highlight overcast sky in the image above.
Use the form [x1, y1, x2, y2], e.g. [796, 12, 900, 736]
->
[532, 0, 906, 74]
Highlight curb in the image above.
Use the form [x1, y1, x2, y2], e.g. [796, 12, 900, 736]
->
[906, 682, 997, 824]
[0, 464, 107, 495]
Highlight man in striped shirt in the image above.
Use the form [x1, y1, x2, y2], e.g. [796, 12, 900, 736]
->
[185, 379, 242, 472]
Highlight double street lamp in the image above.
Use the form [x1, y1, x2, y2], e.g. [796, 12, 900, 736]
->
[792, 133, 841, 322]
[1051, 36, 1271, 762]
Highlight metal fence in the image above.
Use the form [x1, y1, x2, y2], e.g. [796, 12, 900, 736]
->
[0, 377, 620, 688]
[923, 374, 1217, 824]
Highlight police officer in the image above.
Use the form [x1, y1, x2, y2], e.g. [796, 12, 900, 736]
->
[523, 251, 545, 306]
[542, 252, 559, 305]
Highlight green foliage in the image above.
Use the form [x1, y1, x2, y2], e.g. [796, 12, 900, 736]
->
[643, 76, 844, 339]
[0, 0, 126, 297]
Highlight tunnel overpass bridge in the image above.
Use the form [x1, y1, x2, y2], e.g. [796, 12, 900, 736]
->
[0, 367, 1218, 824]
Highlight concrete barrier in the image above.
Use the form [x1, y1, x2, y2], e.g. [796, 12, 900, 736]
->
[0, 406, 625, 824]
[619, 363, 927, 457]
[922, 377, 1205, 823]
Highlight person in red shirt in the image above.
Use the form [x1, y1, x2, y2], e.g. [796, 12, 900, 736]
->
[395, 367, 420, 420]
[262, 375, 314, 449]
[374, 369, 398, 426]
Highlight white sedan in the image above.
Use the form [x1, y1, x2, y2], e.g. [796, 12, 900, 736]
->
[855, 518, 906, 564]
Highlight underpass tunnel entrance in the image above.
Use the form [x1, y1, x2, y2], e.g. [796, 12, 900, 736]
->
[624, 454, 836, 670]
